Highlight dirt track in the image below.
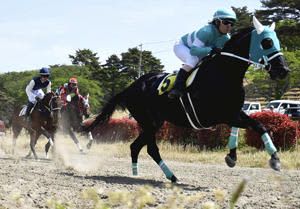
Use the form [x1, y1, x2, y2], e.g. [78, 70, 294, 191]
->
[0, 136, 300, 209]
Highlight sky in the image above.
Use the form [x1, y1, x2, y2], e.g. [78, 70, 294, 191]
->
[0, 0, 263, 74]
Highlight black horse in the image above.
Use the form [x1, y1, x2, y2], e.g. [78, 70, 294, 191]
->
[11, 92, 63, 159]
[59, 94, 93, 153]
[86, 17, 289, 182]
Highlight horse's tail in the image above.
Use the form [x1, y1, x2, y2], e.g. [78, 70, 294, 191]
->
[85, 90, 126, 132]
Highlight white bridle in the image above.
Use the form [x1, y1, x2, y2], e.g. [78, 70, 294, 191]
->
[220, 51, 283, 69]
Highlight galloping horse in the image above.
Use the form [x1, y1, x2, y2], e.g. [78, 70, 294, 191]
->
[59, 94, 94, 153]
[86, 17, 289, 182]
[11, 92, 63, 159]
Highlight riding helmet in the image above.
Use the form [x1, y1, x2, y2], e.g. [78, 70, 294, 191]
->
[213, 8, 237, 21]
[69, 77, 78, 84]
[39, 67, 50, 75]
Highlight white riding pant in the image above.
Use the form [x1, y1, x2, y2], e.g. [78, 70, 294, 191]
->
[27, 89, 44, 103]
[173, 39, 200, 68]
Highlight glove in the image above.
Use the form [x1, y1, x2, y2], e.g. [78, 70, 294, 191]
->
[35, 96, 41, 102]
[210, 47, 222, 55]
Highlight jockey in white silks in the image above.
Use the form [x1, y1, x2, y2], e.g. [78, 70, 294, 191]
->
[24, 67, 51, 121]
[168, 8, 237, 99]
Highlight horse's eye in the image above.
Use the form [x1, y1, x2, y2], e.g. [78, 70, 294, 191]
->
[261, 38, 273, 50]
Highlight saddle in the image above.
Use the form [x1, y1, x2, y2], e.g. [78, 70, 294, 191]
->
[18, 101, 43, 117]
[157, 68, 199, 96]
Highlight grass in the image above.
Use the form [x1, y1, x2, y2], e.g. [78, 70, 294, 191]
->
[88, 140, 300, 170]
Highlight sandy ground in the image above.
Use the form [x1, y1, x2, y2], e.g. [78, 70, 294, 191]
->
[0, 133, 300, 209]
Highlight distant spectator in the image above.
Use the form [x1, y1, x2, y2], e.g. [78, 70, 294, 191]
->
[270, 105, 274, 112]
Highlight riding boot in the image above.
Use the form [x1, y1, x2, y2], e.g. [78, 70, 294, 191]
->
[168, 68, 190, 99]
[24, 102, 34, 122]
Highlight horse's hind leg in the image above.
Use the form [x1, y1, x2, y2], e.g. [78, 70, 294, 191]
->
[11, 123, 23, 155]
[130, 132, 148, 175]
[130, 121, 177, 183]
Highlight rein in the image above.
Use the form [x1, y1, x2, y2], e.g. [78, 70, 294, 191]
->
[42, 95, 62, 113]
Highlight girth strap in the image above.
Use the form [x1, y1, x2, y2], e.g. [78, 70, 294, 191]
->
[179, 93, 210, 130]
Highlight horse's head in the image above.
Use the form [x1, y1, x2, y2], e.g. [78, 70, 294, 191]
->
[47, 92, 64, 122]
[79, 93, 90, 118]
[69, 94, 91, 119]
[250, 16, 289, 80]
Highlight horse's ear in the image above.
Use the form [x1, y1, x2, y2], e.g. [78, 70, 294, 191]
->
[253, 16, 264, 34]
[269, 22, 275, 31]
[86, 93, 89, 99]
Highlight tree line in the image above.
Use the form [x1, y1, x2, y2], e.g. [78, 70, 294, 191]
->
[0, 0, 299, 125]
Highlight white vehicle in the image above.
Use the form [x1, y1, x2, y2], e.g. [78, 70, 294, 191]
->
[264, 100, 300, 114]
[242, 102, 261, 115]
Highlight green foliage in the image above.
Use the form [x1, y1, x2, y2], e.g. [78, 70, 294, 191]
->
[69, 49, 101, 70]
[121, 47, 164, 80]
[231, 6, 252, 32]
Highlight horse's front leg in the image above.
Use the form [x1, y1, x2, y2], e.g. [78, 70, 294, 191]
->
[41, 128, 54, 158]
[29, 131, 39, 160]
[225, 127, 239, 167]
[228, 111, 280, 171]
[68, 128, 85, 154]
[86, 131, 94, 149]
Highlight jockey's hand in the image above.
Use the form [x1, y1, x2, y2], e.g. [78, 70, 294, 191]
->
[211, 47, 222, 55]
[35, 96, 41, 102]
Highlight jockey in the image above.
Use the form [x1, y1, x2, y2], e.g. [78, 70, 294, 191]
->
[56, 77, 79, 106]
[168, 8, 237, 99]
[24, 67, 51, 121]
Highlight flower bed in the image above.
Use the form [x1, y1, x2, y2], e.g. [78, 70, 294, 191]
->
[245, 111, 300, 150]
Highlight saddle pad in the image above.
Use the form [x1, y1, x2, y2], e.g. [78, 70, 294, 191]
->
[19, 106, 27, 116]
[157, 68, 199, 95]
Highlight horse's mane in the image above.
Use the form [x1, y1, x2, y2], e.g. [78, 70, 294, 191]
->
[224, 27, 254, 49]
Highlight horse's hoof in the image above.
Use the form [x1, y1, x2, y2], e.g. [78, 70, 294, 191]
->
[225, 154, 236, 168]
[80, 149, 86, 155]
[269, 157, 280, 171]
[86, 141, 92, 149]
[170, 175, 178, 183]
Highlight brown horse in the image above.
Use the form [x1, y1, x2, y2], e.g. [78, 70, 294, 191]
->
[11, 92, 63, 159]
[59, 94, 93, 153]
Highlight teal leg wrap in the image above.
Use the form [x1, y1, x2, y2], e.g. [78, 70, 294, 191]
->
[159, 160, 174, 180]
[132, 163, 138, 176]
[261, 133, 277, 155]
[228, 127, 239, 149]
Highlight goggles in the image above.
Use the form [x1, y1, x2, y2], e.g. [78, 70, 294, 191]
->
[220, 19, 235, 27]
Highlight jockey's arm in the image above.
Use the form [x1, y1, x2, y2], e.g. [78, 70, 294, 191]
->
[190, 46, 212, 57]
[75, 87, 79, 95]
[25, 80, 37, 98]
[189, 28, 214, 57]
[46, 81, 51, 93]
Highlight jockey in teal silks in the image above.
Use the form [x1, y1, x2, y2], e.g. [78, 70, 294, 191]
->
[24, 68, 51, 122]
[168, 8, 237, 99]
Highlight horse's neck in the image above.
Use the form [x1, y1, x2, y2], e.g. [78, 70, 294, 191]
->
[217, 31, 251, 84]
[66, 103, 82, 119]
